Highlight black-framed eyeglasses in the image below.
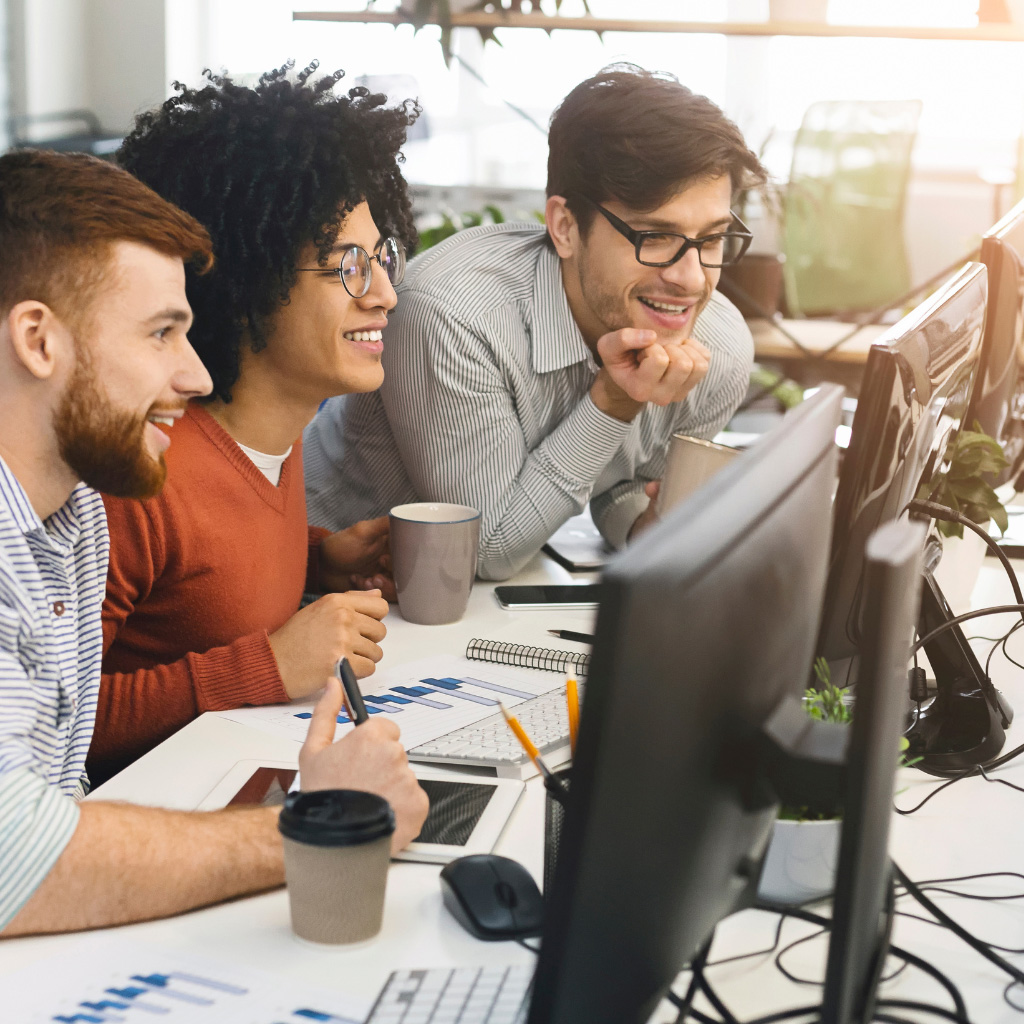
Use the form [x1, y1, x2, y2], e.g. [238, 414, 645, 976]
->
[296, 236, 406, 298]
[583, 198, 752, 269]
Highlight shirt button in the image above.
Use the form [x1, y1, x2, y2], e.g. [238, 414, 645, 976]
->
[52, 601, 65, 616]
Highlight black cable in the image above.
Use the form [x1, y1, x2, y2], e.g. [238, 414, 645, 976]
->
[908, 500, 1024, 614]
[893, 862, 1024, 987]
[706, 915, 787, 968]
[875, 1000, 974, 1024]
[755, 902, 969, 1019]
[911, 604, 1024, 655]
[697, 972, 740, 1024]
[1005, 979, 1024, 1012]
[895, 909, 1024, 955]
[895, 743, 1024, 814]
[671, 934, 716, 1024]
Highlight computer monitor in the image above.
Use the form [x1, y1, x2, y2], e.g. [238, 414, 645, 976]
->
[821, 518, 925, 1024]
[528, 385, 845, 1024]
[964, 198, 1024, 486]
[815, 262, 1011, 769]
[817, 261, 987, 669]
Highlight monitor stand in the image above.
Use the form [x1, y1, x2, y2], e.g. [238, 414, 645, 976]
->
[904, 570, 1014, 771]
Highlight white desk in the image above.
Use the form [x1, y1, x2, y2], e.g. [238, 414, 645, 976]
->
[1, 551, 1022, 1024]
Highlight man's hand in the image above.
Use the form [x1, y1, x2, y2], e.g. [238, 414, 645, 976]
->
[268, 590, 388, 697]
[628, 481, 661, 541]
[590, 329, 711, 423]
[299, 678, 429, 853]
[319, 517, 396, 601]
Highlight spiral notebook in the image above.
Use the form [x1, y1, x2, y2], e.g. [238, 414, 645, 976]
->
[466, 637, 590, 676]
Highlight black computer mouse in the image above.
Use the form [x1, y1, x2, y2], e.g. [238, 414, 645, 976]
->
[440, 854, 544, 941]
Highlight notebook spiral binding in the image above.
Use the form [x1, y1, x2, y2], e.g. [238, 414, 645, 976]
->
[466, 638, 590, 676]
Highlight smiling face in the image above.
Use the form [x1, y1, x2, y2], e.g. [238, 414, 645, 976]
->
[54, 240, 212, 497]
[251, 201, 399, 404]
[557, 174, 734, 348]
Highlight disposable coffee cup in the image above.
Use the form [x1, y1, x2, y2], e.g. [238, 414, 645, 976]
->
[278, 789, 395, 944]
[657, 434, 740, 515]
[389, 502, 481, 625]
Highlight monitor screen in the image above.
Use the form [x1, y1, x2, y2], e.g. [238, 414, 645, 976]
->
[528, 386, 844, 1024]
[817, 262, 987, 665]
[965, 198, 1024, 484]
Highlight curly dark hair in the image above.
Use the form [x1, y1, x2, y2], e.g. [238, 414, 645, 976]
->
[118, 60, 420, 402]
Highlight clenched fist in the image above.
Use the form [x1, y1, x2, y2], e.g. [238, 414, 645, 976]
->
[269, 590, 389, 698]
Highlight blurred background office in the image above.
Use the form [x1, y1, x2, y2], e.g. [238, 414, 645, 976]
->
[4, 0, 1024, 352]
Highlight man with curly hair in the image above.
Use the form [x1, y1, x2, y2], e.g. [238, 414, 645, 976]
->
[0, 149, 426, 936]
[91, 62, 423, 781]
[305, 66, 767, 580]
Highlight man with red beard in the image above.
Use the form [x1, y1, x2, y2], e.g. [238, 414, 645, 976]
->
[305, 65, 769, 580]
[0, 149, 426, 936]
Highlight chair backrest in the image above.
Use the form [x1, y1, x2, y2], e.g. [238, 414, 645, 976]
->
[781, 99, 922, 318]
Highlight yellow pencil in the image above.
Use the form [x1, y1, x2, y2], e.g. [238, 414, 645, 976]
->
[566, 676, 580, 757]
[499, 704, 570, 802]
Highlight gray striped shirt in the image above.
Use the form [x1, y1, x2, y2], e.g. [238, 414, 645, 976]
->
[0, 455, 108, 928]
[304, 222, 753, 580]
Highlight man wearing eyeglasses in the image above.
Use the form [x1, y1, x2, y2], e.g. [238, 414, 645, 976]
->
[88, 64, 428, 781]
[304, 65, 769, 580]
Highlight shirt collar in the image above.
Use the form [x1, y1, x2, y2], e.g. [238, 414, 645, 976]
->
[529, 242, 598, 375]
[0, 453, 85, 548]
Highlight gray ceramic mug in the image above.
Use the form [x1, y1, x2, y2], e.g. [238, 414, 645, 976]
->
[389, 502, 481, 624]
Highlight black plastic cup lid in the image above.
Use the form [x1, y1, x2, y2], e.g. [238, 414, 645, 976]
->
[278, 789, 396, 848]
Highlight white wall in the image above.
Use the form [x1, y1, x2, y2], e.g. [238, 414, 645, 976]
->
[8, 0, 166, 139]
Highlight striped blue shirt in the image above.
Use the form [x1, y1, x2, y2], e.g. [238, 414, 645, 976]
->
[304, 222, 754, 580]
[0, 455, 108, 928]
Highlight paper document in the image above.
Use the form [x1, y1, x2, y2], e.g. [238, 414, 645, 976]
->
[0, 935, 370, 1023]
[213, 654, 564, 750]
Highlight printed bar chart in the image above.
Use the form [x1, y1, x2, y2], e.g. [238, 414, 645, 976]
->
[213, 655, 565, 754]
[1, 936, 370, 1023]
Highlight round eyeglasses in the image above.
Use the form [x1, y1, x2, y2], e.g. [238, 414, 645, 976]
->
[582, 198, 753, 269]
[297, 236, 406, 298]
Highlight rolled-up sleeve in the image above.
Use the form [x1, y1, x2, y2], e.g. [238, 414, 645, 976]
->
[0, 765, 79, 929]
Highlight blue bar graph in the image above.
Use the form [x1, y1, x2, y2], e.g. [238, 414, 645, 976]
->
[420, 679, 498, 706]
[291, 674, 539, 725]
[103, 988, 168, 1013]
[390, 686, 452, 709]
[130, 977, 211, 1006]
[55, 1015, 105, 1023]
[292, 1009, 361, 1022]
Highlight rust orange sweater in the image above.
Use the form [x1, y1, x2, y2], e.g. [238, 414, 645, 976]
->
[91, 403, 328, 781]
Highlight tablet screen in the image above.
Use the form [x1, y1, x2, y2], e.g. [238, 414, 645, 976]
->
[221, 767, 498, 847]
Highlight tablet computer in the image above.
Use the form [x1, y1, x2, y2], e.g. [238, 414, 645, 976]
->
[196, 759, 525, 864]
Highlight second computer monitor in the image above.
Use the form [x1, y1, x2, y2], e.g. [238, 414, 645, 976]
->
[817, 262, 987, 665]
[965, 197, 1024, 485]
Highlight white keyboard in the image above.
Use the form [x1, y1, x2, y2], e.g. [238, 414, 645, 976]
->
[365, 966, 532, 1024]
[408, 684, 583, 780]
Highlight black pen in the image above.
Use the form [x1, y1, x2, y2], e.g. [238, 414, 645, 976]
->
[335, 657, 369, 724]
[547, 629, 595, 645]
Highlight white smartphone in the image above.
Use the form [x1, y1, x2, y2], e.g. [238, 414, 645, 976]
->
[494, 583, 602, 610]
[196, 759, 525, 864]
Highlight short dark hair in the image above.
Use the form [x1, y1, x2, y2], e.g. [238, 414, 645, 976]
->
[547, 64, 767, 234]
[0, 149, 212, 330]
[118, 60, 420, 403]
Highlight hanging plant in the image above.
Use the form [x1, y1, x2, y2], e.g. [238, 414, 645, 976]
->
[392, 0, 594, 64]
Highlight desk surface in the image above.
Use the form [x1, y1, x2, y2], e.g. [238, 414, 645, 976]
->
[2, 551, 1023, 1023]
[751, 317, 889, 364]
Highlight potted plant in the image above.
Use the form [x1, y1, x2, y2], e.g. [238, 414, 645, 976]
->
[918, 424, 1009, 612]
[757, 659, 919, 904]
[757, 659, 848, 904]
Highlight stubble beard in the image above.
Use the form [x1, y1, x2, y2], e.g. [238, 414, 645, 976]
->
[53, 343, 168, 499]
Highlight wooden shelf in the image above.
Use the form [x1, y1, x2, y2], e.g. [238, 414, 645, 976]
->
[293, 10, 1024, 42]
